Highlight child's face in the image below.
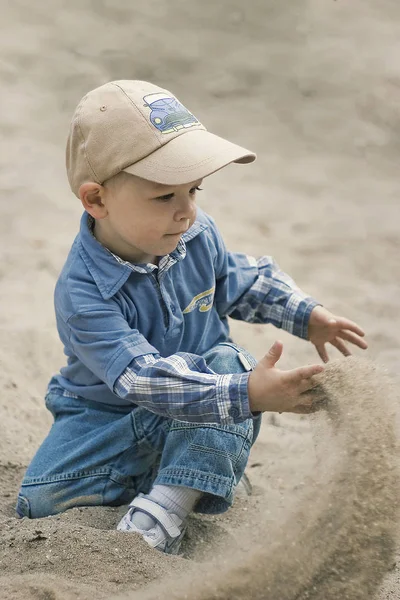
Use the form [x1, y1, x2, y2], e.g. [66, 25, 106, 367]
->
[99, 173, 200, 263]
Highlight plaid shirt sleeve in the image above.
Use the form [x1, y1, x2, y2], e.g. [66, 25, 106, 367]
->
[114, 352, 253, 425]
[205, 213, 319, 339]
[225, 255, 319, 339]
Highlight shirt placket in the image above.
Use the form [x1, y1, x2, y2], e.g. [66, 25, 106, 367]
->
[149, 271, 170, 329]
[157, 259, 183, 339]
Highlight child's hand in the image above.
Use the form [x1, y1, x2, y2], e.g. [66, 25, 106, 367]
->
[308, 306, 367, 363]
[248, 341, 324, 414]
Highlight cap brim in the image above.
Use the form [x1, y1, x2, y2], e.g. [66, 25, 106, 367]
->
[123, 129, 256, 185]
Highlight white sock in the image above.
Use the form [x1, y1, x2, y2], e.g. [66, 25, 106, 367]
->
[130, 485, 201, 531]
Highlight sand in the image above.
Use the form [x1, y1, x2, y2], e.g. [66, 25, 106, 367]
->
[1, 1, 399, 598]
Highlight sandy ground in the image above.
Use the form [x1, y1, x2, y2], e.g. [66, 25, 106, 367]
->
[0, 0, 399, 598]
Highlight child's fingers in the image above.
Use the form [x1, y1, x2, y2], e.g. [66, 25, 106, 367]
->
[286, 364, 324, 384]
[337, 329, 368, 349]
[331, 337, 351, 357]
[298, 378, 320, 394]
[315, 343, 329, 363]
[335, 318, 365, 337]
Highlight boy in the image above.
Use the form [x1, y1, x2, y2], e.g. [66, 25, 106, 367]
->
[16, 80, 367, 554]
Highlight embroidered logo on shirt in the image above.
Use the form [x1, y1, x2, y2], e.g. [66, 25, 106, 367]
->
[143, 93, 201, 134]
[183, 287, 215, 314]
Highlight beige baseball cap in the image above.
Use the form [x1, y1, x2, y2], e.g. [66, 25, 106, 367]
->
[66, 80, 256, 197]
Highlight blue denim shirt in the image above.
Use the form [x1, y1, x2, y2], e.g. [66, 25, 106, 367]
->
[48, 209, 318, 419]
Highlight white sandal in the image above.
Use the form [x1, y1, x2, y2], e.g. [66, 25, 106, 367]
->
[117, 494, 187, 555]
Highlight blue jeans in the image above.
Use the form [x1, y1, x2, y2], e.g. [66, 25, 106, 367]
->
[16, 342, 261, 519]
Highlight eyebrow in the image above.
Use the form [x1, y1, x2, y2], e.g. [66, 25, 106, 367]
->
[151, 183, 174, 192]
[152, 179, 203, 191]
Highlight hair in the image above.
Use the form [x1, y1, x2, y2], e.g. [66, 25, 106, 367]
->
[114, 358, 398, 600]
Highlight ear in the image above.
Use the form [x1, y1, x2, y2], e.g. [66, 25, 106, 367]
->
[79, 182, 108, 219]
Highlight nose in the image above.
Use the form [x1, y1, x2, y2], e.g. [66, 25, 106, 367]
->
[174, 193, 196, 223]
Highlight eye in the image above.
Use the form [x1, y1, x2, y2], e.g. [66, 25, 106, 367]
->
[189, 186, 203, 195]
[154, 186, 203, 202]
[155, 193, 174, 202]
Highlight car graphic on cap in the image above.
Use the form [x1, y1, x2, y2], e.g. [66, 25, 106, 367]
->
[143, 93, 200, 134]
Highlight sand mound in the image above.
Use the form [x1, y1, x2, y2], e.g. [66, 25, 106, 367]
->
[0, 506, 179, 600]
